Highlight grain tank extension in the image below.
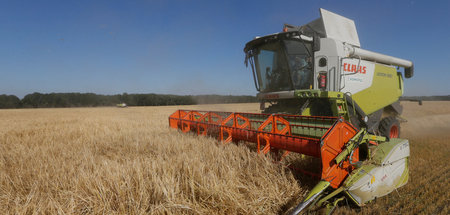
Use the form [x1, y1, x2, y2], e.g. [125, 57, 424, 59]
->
[169, 8, 413, 214]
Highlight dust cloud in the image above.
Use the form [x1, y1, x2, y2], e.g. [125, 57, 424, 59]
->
[401, 101, 450, 138]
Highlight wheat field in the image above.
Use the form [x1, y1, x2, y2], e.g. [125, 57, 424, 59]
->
[0, 102, 449, 214]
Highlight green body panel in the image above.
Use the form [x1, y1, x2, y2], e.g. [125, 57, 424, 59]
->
[343, 164, 377, 188]
[371, 138, 406, 164]
[342, 138, 409, 206]
[351, 64, 404, 115]
[304, 180, 331, 201]
[294, 90, 343, 99]
[293, 90, 351, 121]
[343, 164, 377, 204]
[396, 157, 409, 187]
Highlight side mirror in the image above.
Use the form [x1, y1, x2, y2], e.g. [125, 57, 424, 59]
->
[405, 64, 414, 78]
[313, 34, 321, 52]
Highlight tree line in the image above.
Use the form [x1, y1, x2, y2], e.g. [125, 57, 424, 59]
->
[0, 93, 257, 109]
[400, 95, 450, 101]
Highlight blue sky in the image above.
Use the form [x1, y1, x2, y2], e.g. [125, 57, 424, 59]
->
[0, 0, 449, 98]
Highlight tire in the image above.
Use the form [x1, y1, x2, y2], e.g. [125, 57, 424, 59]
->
[379, 116, 400, 138]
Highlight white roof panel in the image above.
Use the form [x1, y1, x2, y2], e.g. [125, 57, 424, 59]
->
[320, 8, 360, 47]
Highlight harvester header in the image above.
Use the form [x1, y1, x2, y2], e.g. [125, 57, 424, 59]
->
[169, 8, 413, 214]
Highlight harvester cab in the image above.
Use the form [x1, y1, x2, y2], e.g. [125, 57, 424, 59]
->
[169, 8, 413, 214]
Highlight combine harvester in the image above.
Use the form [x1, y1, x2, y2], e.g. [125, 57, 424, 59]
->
[169, 9, 413, 214]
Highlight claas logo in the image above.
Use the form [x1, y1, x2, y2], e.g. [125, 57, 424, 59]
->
[343, 63, 367, 74]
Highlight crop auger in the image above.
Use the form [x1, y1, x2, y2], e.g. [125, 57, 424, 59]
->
[169, 8, 412, 214]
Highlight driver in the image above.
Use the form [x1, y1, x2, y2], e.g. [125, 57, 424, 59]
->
[291, 56, 312, 89]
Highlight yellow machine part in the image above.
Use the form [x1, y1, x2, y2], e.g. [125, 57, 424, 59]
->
[351, 64, 404, 115]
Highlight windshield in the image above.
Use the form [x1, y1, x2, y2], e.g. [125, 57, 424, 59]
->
[253, 41, 291, 92]
[250, 39, 312, 93]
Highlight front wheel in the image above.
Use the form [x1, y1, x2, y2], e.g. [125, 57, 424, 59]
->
[379, 116, 400, 138]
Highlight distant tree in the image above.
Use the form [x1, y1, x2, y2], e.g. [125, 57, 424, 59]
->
[21, 92, 44, 108]
[0, 94, 21, 108]
[401, 95, 450, 101]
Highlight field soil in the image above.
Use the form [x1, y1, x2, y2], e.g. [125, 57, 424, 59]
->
[0, 101, 448, 214]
